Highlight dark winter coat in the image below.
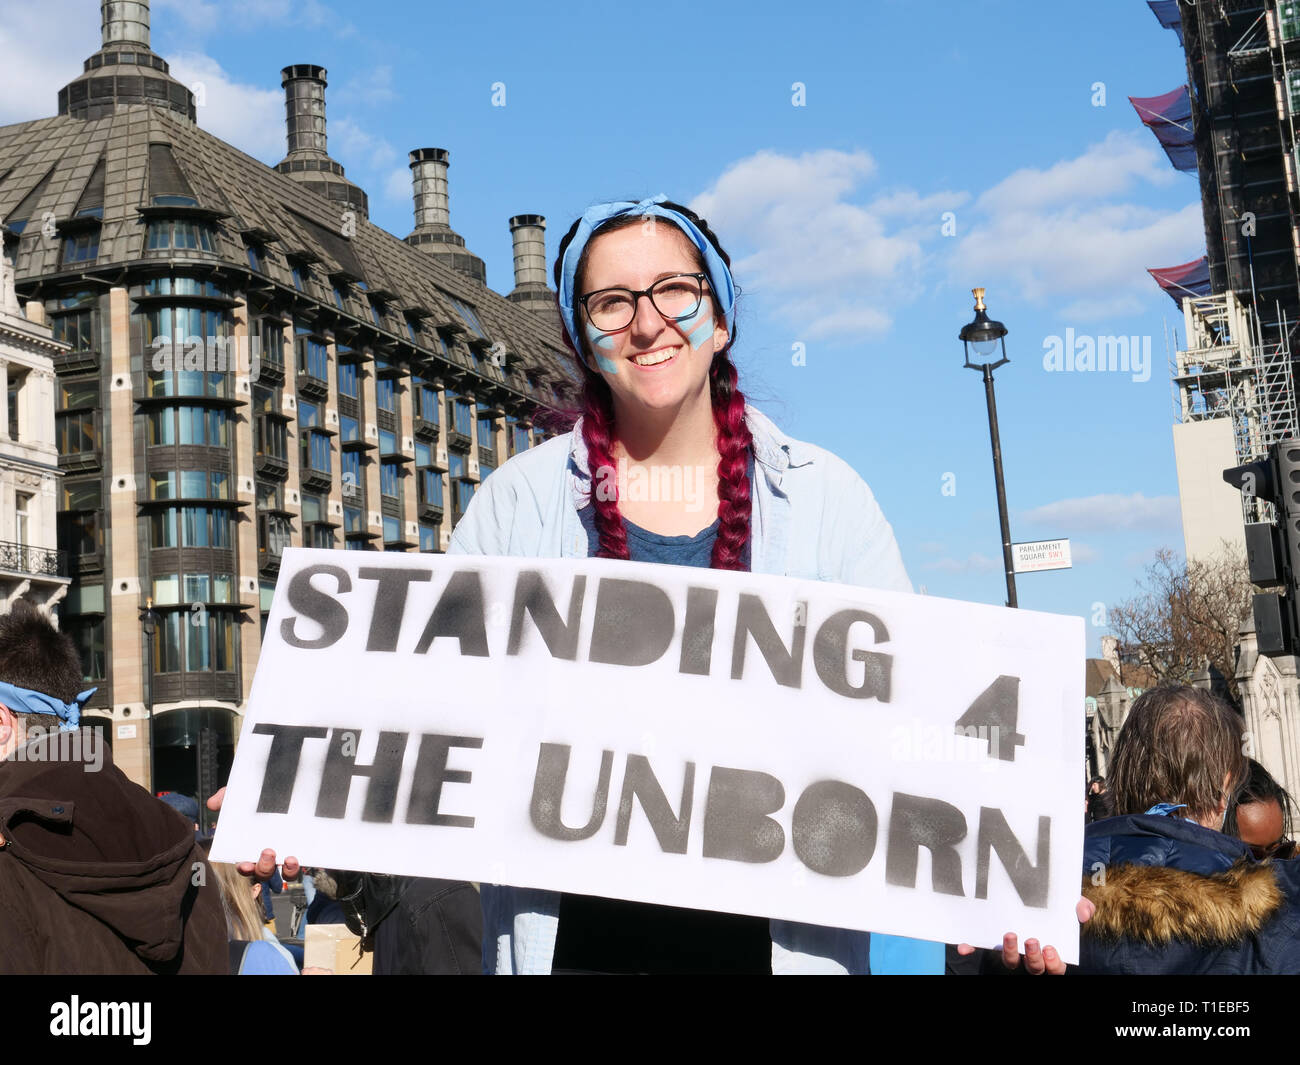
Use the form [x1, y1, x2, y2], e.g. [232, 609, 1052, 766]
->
[1079, 813, 1300, 974]
[0, 728, 227, 974]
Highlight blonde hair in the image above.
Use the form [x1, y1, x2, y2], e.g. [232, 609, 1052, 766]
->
[210, 860, 267, 942]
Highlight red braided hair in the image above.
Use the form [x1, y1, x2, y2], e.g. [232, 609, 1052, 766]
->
[551, 203, 753, 570]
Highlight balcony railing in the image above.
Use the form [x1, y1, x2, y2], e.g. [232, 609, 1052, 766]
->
[0, 540, 68, 578]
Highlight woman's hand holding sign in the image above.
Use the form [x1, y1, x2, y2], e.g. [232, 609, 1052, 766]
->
[957, 897, 1095, 974]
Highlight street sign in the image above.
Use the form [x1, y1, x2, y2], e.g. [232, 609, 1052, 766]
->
[1012, 539, 1072, 573]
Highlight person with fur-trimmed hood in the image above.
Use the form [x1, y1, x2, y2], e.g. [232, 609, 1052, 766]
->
[1080, 684, 1300, 974]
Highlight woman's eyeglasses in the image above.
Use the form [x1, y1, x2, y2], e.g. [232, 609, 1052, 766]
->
[578, 273, 708, 333]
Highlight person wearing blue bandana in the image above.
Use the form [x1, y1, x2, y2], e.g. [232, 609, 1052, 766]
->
[0, 603, 228, 973]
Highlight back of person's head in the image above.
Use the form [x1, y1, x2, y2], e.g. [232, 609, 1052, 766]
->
[1107, 684, 1247, 827]
[1224, 758, 1295, 839]
[0, 602, 84, 728]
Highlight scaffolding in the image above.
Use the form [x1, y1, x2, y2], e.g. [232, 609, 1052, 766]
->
[1169, 290, 1298, 522]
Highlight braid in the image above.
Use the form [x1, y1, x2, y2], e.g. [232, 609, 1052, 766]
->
[580, 375, 631, 560]
[709, 354, 753, 570]
[552, 200, 753, 569]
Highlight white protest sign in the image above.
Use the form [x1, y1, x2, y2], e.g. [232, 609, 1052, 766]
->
[210, 548, 1085, 962]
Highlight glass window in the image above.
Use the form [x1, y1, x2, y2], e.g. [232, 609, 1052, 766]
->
[513, 423, 531, 454]
[344, 506, 363, 533]
[51, 310, 94, 351]
[419, 468, 443, 508]
[379, 428, 397, 454]
[480, 459, 495, 482]
[454, 398, 473, 436]
[416, 381, 439, 423]
[419, 523, 439, 552]
[305, 524, 335, 549]
[56, 409, 98, 454]
[302, 493, 324, 524]
[340, 414, 359, 443]
[477, 406, 494, 447]
[376, 376, 395, 413]
[443, 293, 487, 338]
[383, 515, 400, 543]
[415, 441, 432, 467]
[380, 461, 400, 499]
[66, 614, 106, 682]
[448, 451, 466, 480]
[333, 285, 347, 310]
[338, 361, 358, 399]
[302, 430, 331, 474]
[299, 401, 320, 429]
[62, 480, 102, 511]
[342, 450, 362, 501]
[297, 336, 328, 379]
[62, 232, 99, 264]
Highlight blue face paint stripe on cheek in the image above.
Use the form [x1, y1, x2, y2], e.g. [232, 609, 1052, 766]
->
[688, 315, 714, 349]
[584, 320, 619, 373]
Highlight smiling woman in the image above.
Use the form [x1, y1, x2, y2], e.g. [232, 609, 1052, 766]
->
[448, 195, 944, 975]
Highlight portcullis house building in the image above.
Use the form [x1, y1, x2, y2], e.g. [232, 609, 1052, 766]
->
[0, 1, 576, 794]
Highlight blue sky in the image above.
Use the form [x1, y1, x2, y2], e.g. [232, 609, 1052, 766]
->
[1, 0, 1204, 654]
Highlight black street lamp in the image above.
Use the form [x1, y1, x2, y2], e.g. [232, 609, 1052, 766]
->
[139, 598, 158, 795]
[959, 287, 1018, 609]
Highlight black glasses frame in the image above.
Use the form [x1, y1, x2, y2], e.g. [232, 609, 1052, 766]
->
[578, 272, 709, 332]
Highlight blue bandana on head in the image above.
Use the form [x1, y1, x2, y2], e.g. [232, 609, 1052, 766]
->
[0, 680, 97, 732]
[557, 194, 737, 356]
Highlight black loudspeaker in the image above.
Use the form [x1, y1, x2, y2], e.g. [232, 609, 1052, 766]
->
[1254, 593, 1291, 656]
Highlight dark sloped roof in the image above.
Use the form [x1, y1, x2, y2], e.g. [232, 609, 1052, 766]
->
[0, 104, 575, 394]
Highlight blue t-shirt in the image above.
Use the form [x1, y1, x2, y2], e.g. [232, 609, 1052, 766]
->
[576, 451, 755, 569]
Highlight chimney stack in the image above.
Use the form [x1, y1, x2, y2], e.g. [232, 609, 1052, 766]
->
[507, 214, 555, 316]
[410, 148, 450, 229]
[404, 148, 485, 284]
[280, 64, 328, 158]
[275, 64, 368, 218]
[101, 0, 150, 49]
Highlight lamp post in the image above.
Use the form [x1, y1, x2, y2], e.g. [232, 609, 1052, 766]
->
[959, 287, 1018, 609]
[139, 597, 158, 795]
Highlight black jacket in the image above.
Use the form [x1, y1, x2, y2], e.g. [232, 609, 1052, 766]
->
[1079, 814, 1300, 974]
[0, 728, 227, 974]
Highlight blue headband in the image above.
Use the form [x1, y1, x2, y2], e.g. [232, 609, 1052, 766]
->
[0, 680, 96, 732]
[557, 194, 737, 353]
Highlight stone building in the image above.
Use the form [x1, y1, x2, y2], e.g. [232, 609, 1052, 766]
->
[0, 1, 576, 794]
[0, 228, 67, 619]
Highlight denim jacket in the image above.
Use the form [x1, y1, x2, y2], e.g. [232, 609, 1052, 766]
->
[448, 403, 943, 974]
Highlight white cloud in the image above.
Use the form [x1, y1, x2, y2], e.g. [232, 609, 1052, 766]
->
[690, 149, 930, 340]
[923, 553, 1001, 573]
[976, 130, 1177, 214]
[1071, 541, 1100, 564]
[334, 66, 397, 108]
[165, 53, 285, 165]
[1020, 493, 1181, 533]
[331, 117, 398, 171]
[383, 166, 412, 205]
[949, 133, 1204, 322]
[0, 0, 98, 125]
